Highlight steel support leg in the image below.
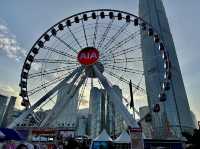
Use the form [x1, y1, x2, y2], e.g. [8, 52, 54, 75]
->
[93, 65, 138, 127]
[49, 75, 87, 127]
[40, 70, 83, 127]
[8, 67, 83, 128]
[93, 65, 144, 149]
[40, 74, 86, 127]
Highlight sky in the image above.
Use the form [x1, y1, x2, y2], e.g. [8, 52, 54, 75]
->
[0, 0, 199, 121]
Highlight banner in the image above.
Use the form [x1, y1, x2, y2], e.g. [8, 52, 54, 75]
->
[129, 128, 144, 149]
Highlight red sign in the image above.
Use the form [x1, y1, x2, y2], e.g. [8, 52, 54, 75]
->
[77, 47, 99, 65]
[129, 128, 143, 148]
[130, 128, 142, 132]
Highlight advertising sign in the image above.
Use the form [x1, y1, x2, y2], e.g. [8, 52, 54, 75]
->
[59, 130, 75, 138]
[77, 47, 99, 65]
[129, 128, 144, 149]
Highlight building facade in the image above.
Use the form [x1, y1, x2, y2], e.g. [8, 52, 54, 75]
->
[1, 96, 17, 127]
[0, 94, 8, 126]
[107, 85, 124, 136]
[139, 0, 194, 139]
[89, 87, 104, 138]
[76, 108, 89, 136]
[89, 85, 125, 138]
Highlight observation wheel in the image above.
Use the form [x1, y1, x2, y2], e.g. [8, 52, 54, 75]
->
[16, 9, 172, 128]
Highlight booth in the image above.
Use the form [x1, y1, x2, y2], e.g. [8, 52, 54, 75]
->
[114, 131, 131, 149]
[90, 130, 113, 149]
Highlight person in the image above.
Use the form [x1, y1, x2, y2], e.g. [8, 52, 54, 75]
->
[16, 144, 28, 149]
[63, 138, 79, 149]
[23, 142, 34, 149]
[1, 144, 7, 149]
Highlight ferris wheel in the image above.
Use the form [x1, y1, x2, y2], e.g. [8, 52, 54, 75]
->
[10, 9, 171, 129]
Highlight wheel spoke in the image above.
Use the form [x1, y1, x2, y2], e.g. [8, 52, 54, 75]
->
[93, 15, 99, 47]
[100, 45, 141, 60]
[97, 19, 114, 49]
[81, 20, 88, 47]
[101, 22, 129, 51]
[34, 58, 78, 65]
[104, 70, 145, 92]
[29, 65, 79, 79]
[54, 35, 77, 53]
[42, 46, 77, 59]
[101, 29, 140, 57]
[101, 57, 142, 63]
[67, 26, 83, 49]
[104, 64, 144, 75]
[28, 71, 72, 96]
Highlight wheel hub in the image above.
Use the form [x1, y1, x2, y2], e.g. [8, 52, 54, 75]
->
[77, 47, 103, 78]
[77, 47, 99, 65]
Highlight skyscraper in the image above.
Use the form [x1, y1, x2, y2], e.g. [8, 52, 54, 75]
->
[107, 85, 124, 136]
[139, 0, 194, 139]
[89, 87, 105, 138]
[0, 94, 8, 126]
[89, 85, 124, 138]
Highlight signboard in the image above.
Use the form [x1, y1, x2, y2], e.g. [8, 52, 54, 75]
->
[77, 47, 99, 65]
[129, 128, 142, 140]
[32, 129, 56, 135]
[129, 128, 144, 149]
[59, 130, 75, 138]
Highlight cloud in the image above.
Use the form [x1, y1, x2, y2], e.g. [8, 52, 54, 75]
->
[0, 20, 26, 61]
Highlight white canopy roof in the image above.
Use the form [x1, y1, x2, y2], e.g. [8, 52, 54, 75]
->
[114, 131, 131, 143]
[94, 130, 113, 142]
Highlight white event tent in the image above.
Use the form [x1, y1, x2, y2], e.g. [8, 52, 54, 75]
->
[90, 130, 113, 149]
[114, 131, 131, 144]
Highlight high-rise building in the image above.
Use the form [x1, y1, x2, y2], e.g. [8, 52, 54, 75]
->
[89, 85, 125, 138]
[77, 115, 88, 136]
[139, 0, 194, 139]
[0, 94, 8, 126]
[1, 96, 17, 127]
[77, 108, 89, 136]
[89, 87, 104, 138]
[50, 83, 79, 128]
[107, 85, 124, 136]
[106, 90, 115, 135]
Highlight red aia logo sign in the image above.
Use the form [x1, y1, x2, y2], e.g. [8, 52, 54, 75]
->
[77, 47, 99, 65]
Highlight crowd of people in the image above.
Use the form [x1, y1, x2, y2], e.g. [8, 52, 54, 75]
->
[0, 138, 90, 149]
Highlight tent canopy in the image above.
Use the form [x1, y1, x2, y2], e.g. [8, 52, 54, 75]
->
[0, 128, 23, 142]
[94, 130, 113, 142]
[114, 131, 131, 143]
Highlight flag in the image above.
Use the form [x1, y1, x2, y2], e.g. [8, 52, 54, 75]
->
[129, 80, 134, 109]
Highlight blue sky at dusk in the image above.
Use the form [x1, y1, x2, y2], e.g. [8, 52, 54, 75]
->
[0, 0, 200, 120]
